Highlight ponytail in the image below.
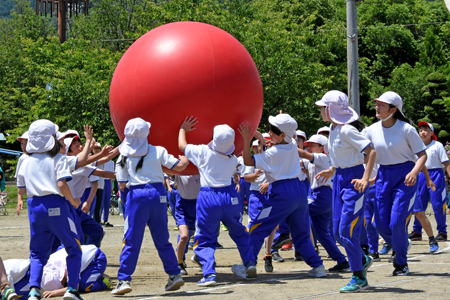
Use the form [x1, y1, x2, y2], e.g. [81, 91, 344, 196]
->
[48, 137, 61, 158]
[118, 156, 127, 168]
[390, 105, 414, 126]
[136, 156, 145, 171]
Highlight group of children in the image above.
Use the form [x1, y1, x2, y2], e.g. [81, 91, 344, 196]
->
[2, 89, 449, 299]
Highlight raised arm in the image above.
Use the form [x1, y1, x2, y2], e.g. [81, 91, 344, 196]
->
[238, 123, 255, 167]
[179, 116, 198, 153]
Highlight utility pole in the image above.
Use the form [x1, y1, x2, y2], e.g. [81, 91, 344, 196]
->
[347, 0, 360, 114]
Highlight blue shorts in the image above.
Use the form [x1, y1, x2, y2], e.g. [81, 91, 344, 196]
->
[175, 197, 197, 231]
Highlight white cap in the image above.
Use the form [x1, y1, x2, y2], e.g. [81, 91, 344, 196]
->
[316, 90, 359, 125]
[26, 119, 59, 153]
[208, 125, 235, 156]
[17, 131, 29, 141]
[55, 131, 64, 140]
[268, 114, 298, 142]
[317, 126, 330, 134]
[375, 91, 405, 117]
[296, 130, 306, 140]
[252, 140, 259, 147]
[64, 136, 80, 155]
[304, 134, 328, 146]
[119, 118, 150, 157]
[62, 129, 81, 139]
[94, 142, 101, 148]
[262, 133, 270, 140]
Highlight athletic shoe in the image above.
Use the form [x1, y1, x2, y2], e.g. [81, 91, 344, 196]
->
[63, 287, 83, 300]
[165, 274, 184, 291]
[174, 226, 179, 231]
[436, 232, 447, 241]
[361, 244, 369, 255]
[294, 251, 304, 261]
[339, 275, 369, 293]
[188, 241, 194, 250]
[221, 224, 228, 231]
[379, 243, 392, 255]
[271, 252, 285, 262]
[328, 261, 350, 272]
[430, 239, 439, 253]
[100, 275, 111, 289]
[368, 252, 381, 262]
[408, 230, 422, 241]
[362, 254, 373, 277]
[264, 255, 273, 272]
[28, 287, 41, 300]
[272, 234, 291, 250]
[308, 265, 327, 278]
[280, 242, 293, 251]
[216, 242, 224, 249]
[407, 238, 412, 251]
[191, 254, 202, 268]
[197, 274, 217, 287]
[232, 263, 257, 280]
[315, 244, 320, 255]
[2, 288, 18, 300]
[179, 261, 188, 275]
[104, 221, 114, 227]
[393, 264, 409, 276]
[111, 280, 132, 295]
[388, 251, 396, 263]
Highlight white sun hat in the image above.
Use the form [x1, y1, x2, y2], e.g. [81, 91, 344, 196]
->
[208, 124, 235, 156]
[374, 91, 405, 117]
[268, 114, 298, 143]
[17, 131, 29, 141]
[119, 118, 151, 157]
[316, 90, 359, 125]
[26, 119, 59, 153]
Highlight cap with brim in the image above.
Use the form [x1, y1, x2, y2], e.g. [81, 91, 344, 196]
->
[304, 134, 328, 147]
[94, 142, 101, 149]
[317, 126, 330, 134]
[55, 131, 64, 140]
[252, 140, 259, 147]
[26, 120, 59, 153]
[64, 136, 80, 155]
[374, 91, 405, 117]
[296, 130, 306, 140]
[119, 118, 150, 157]
[418, 121, 437, 141]
[268, 114, 298, 143]
[208, 124, 235, 156]
[17, 131, 29, 141]
[262, 133, 270, 140]
[63, 129, 81, 139]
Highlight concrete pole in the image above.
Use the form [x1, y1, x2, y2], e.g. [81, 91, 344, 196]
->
[347, 0, 360, 114]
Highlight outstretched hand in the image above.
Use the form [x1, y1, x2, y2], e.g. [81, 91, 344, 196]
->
[84, 125, 93, 141]
[238, 123, 253, 141]
[181, 116, 198, 132]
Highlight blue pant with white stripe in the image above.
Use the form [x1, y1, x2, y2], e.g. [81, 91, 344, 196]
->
[118, 183, 180, 281]
[80, 247, 107, 292]
[247, 191, 267, 225]
[375, 162, 417, 266]
[249, 178, 322, 268]
[365, 185, 379, 253]
[413, 169, 447, 235]
[194, 185, 254, 277]
[333, 165, 367, 272]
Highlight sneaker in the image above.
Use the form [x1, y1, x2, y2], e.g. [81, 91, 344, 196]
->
[221, 224, 228, 231]
[3, 288, 18, 300]
[368, 252, 381, 262]
[429, 239, 439, 253]
[197, 274, 217, 287]
[294, 251, 304, 261]
[339, 275, 369, 293]
[216, 242, 224, 249]
[328, 261, 350, 272]
[28, 287, 41, 300]
[165, 274, 184, 291]
[174, 226, 179, 231]
[191, 254, 202, 268]
[361, 244, 369, 256]
[388, 251, 396, 263]
[315, 244, 320, 255]
[407, 238, 412, 251]
[100, 275, 111, 289]
[264, 255, 273, 272]
[63, 287, 83, 300]
[308, 265, 327, 278]
[362, 254, 373, 277]
[179, 261, 188, 275]
[393, 263, 409, 276]
[408, 230, 422, 241]
[280, 242, 293, 251]
[104, 221, 114, 227]
[188, 240, 194, 250]
[271, 252, 285, 262]
[379, 243, 392, 255]
[272, 234, 291, 250]
[111, 280, 132, 295]
[436, 232, 447, 241]
[231, 264, 257, 280]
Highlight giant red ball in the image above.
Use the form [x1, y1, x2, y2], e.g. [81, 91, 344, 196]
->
[109, 21, 263, 174]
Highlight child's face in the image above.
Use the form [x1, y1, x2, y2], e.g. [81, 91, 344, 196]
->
[268, 130, 286, 145]
[252, 145, 259, 154]
[419, 126, 432, 142]
[70, 139, 83, 155]
[320, 107, 329, 122]
[306, 142, 324, 154]
[375, 101, 395, 119]
[318, 132, 329, 138]
[20, 139, 27, 153]
[297, 138, 304, 149]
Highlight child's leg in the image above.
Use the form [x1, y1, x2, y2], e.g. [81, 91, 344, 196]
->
[429, 170, 447, 235]
[177, 225, 190, 263]
[78, 210, 104, 247]
[265, 229, 276, 254]
[412, 173, 429, 234]
[79, 248, 107, 292]
[102, 179, 112, 222]
[414, 211, 435, 237]
[365, 188, 379, 253]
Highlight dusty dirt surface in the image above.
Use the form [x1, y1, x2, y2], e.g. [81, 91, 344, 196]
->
[1, 207, 450, 300]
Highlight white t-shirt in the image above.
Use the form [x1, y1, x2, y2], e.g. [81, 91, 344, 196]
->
[116, 145, 179, 186]
[174, 175, 201, 199]
[366, 120, 426, 166]
[298, 159, 308, 181]
[253, 141, 301, 183]
[17, 153, 72, 197]
[14, 154, 29, 179]
[421, 140, 449, 169]
[303, 153, 332, 190]
[237, 156, 245, 177]
[244, 166, 268, 191]
[66, 156, 97, 199]
[328, 124, 371, 169]
[96, 164, 105, 189]
[85, 169, 99, 188]
[103, 160, 115, 173]
[185, 144, 238, 188]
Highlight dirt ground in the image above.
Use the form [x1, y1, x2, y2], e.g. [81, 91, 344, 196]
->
[1, 207, 450, 300]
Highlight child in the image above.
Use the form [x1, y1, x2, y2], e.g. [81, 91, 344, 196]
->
[114, 118, 188, 295]
[298, 134, 350, 272]
[365, 91, 429, 276]
[410, 121, 448, 248]
[0, 257, 18, 300]
[315, 90, 376, 292]
[179, 116, 256, 286]
[239, 114, 326, 279]
[101, 158, 115, 227]
[15, 131, 29, 216]
[16, 119, 83, 300]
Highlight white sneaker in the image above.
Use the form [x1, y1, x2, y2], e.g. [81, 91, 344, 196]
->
[232, 264, 257, 280]
[165, 274, 185, 291]
[308, 265, 327, 278]
[111, 280, 132, 295]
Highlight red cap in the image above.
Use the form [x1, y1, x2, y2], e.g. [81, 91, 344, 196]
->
[418, 121, 437, 141]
